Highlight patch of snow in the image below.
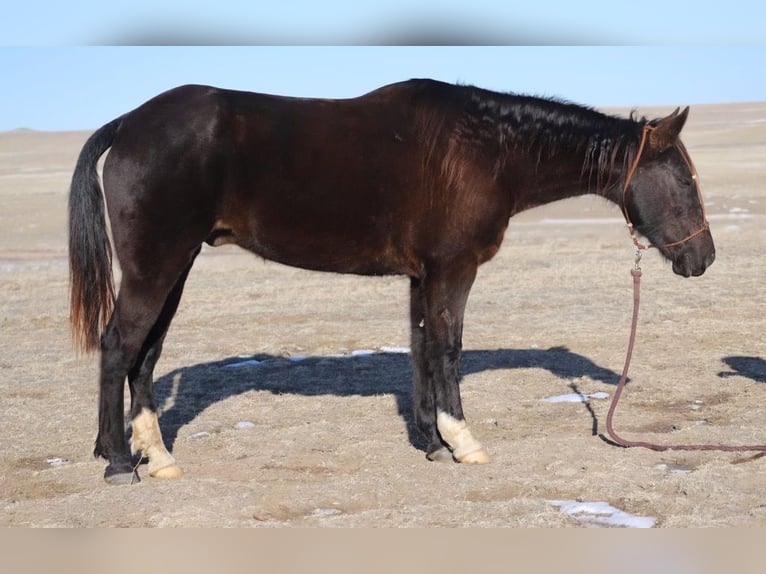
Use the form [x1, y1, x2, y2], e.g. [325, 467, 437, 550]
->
[541, 391, 609, 403]
[234, 421, 256, 430]
[379, 346, 410, 354]
[222, 347, 412, 368]
[224, 359, 263, 368]
[655, 463, 692, 475]
[310, 508, 343, 517]
[350, 349, 375, 357]
[549, 500, 656, 528]
[45, 457, 71, 467]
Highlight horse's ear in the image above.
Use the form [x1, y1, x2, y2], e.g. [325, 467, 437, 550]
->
[649, 106, 690, 151]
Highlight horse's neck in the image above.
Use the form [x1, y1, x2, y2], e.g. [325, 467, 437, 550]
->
[501, 131, 633, 211]
[497, 152, 606, 212]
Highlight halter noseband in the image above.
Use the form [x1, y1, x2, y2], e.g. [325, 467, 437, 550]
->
[621, 124, 709, 251]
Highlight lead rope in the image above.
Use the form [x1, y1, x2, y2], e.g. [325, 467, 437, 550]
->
[604, 250, 766, 453]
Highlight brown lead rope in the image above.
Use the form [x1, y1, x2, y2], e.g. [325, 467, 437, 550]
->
[604, 255, 766, 453]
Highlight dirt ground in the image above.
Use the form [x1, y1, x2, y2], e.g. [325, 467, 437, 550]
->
[1, 102, 765, 527]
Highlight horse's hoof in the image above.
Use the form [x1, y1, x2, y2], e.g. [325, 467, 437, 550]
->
[456, 448, 491, 464]
[426, 447, 453, 463]
[104, 465, 139, 485]
[149, 464, 184, 479]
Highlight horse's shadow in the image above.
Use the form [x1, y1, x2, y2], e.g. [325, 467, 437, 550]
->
[153, 345, 619, 453]
[718, 356, 766, 384]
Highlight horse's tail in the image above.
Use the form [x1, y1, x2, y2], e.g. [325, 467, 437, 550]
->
[68, 116, 123, 354]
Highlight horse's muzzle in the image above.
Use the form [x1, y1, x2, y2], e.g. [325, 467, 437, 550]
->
[672, 246, 716, 277]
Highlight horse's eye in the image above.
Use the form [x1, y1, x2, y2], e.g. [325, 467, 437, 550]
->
[677, 176, 693, 187]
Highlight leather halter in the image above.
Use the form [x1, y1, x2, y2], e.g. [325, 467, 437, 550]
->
[621, 124, 709, 251]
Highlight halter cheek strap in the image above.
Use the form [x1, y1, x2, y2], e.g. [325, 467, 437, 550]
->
[622, 124, 709, 251]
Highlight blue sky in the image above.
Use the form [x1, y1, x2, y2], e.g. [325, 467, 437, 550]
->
[2, 47, 765, 131]
[1, 1, 764, 45]
[1, 2, 764, 131]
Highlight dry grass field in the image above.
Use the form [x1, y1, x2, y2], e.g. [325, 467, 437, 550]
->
[1, 102, 764, 527]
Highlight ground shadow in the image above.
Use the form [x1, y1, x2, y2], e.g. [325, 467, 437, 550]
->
[153, 345, 620, 453]
[718, 356, 766, 384]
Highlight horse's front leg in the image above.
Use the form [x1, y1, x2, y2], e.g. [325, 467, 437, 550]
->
[415, 264, 490, 464]
[410, 277, 452, 461]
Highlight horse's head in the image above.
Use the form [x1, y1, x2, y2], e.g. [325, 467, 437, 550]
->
[622, 107, 715, 277]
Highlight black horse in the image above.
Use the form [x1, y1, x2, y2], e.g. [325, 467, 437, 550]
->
[68, 79, 715, 484]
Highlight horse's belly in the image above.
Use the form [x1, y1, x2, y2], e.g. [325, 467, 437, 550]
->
[236, 228, 412, 277]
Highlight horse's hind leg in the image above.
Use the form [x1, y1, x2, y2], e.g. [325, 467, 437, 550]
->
[95, 250, 198, 484]
[415, 263, 490, 465]
[95, 316, 136, 484]
[128, 249, 200, 479]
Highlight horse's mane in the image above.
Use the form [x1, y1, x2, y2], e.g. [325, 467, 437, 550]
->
[442, 82, 649, 194]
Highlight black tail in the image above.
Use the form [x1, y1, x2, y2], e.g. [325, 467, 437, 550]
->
[68, 116, 123, 353]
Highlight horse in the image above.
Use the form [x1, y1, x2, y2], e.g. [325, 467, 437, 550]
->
[68, 79, 715, 484]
